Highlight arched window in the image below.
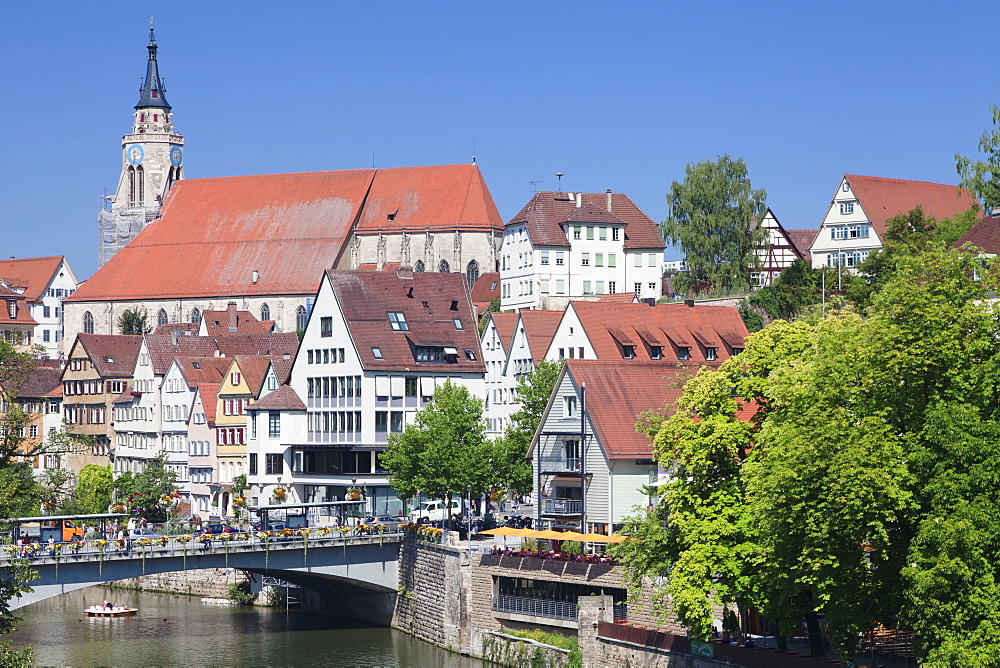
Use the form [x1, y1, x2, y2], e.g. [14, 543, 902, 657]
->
[157, 309, 167, 327]
[136, 165, 144, 205]
[83, 311, 94, 334]
[127, 167, 136, 206]
[296, 305, 307, 331]
[438, 260, 450, 273]
[414, 260, 425, 273]
[260, 303, 270, 322]
[190, 307, 201, 324]
[466, 260, 480, 291]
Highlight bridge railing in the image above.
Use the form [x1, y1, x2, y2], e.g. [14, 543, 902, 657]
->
[0, 527, 403, 563]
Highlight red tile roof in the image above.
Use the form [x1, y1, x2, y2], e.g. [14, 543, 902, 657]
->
[568, 302, 748, 363]
[470, 272, 500, 304]
[144, 333, 299, 375]
[326, 269, 485, 372]
[74, 334, 143, 378]
[67, 164, 501, 302]
[565, 361, 687, 459]
[518, 310, 563, 365]
[597, 293, 640, 303]
[249, 384, 306, 412]
[353, 163, 504, 234]
[152, 323, 200, 336]
[271, 358, 294, 385]
[0, 256, 66, 302]
[196, 383, 221, 426]
[488, 312, 518, 354]
[509, 191, 665, 250]
[954, 214, 1000, 254]
[2, 365, 62, 398]
[200, 307, 270, 336]
[0, 287, 37, 326]
[845, 174, 979, 237]
[226, 355, 279, 397]
[785, 229, 818, 264]
[174, 357, 230, 385]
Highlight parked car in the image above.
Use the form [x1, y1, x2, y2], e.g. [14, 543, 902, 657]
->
[196, 523, 246, 536]
[128, 528, 163, 540]
[408, 500, 461, 523]
[366, 516, 403, 532]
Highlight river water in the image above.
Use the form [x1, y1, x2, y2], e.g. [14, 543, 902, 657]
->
[8, 586, 486, 667]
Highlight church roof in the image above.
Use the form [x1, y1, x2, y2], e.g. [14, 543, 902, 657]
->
[69, 164, 501, 303]
[136, 27, 170, 110]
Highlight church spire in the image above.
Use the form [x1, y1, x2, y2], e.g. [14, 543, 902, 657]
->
[135, 23, 170, 110]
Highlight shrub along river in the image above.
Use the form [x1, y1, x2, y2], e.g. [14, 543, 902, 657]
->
[7, 586, 486, 667]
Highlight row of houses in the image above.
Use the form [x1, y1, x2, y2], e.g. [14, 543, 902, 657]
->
[2, 265, 749, 531]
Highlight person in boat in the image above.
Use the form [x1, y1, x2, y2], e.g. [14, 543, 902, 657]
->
[104, 601, 112, 610]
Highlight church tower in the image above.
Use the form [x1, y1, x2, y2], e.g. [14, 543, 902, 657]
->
[99, 24, 185, 268]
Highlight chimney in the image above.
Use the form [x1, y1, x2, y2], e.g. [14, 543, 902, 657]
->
[227, 302, 238, 332]
[397, 267, 414, 280]
[684, 299, 695, 308]
[646, 297, 656, 307]
[575, 192, 582, 208]
[171, 331, 178, 347]
[283, 353, 290, 360]
[606, 189, 613, 212]
[252, 270, 260, 284]
[991, 206, 1000, 216]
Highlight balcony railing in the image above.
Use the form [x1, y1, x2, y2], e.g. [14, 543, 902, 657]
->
[493, 595, 628, 622]
[540, 498, 583, 516]
[537, 456, 581, 473]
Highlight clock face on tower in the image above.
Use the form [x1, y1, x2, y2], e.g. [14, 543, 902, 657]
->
[126, 145, 144, 165]
[170, 146, 183, 167]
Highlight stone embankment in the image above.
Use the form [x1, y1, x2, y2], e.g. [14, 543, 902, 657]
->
[109, 568, 246, 598]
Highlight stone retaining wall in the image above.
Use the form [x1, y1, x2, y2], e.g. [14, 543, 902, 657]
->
[393, 540, 469, 651]
[110, 567, 247, 598]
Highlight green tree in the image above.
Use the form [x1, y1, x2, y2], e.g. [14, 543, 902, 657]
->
[493, 359, 563, 494]
[117, 307, 152, 335]
[613, 249, 1000, 663]
[113, 456, 179, 522]
[956, 105, 1000, 210]
[662, 155, 767, 295]
[382, 381, 490, 518]
[69, 464, 114, 515]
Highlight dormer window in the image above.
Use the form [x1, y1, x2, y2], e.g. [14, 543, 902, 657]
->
[387, 212, 397, 222]
[678, 347, 690, 361]
[706, 348, 717, 361]
[650, 346, 662, 360]
[7, 301, 16, 318]
[388, 312, 408, 331]
[622, 345, 635, 360]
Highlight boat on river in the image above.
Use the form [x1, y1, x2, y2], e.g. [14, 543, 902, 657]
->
[84, 605, 137, 618]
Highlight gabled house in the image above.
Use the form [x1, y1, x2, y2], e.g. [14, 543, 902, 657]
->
[808, 174, 978, 270]
[0, 284, 39, 352]
[470, 272, 501, 317]
[62, 333, 142, 473]
[954, 212, 1000, 255]
[188, 382, 220, 519]
[0, 361, 63, 473]
[529, 361, 690, 533]
[247, 268, 485, 518]
[501, 191, 665, 311]
[0, 256, 79, 357]
[482, 312, 518, 434]
[752, 209, 813, 287]
[545, 301, 748, 365]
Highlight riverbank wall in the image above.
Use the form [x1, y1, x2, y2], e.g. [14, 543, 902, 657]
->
[109, 568, 247, 598]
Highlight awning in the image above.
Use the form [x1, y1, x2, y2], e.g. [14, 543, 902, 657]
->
[478, 527, 523, 536]
[443, 347, 459, 355]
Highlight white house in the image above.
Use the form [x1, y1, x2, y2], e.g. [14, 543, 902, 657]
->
[481, 312, 518, 435]
[808, 174, 978, 271]
[500, 191, 665, 311]
[247, 268, 486, 519]
[0, 256, 79, 358]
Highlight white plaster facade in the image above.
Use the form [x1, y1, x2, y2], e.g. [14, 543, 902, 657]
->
[112, 340, 162, 474]
[809, 177, 879, 271]
[187, 386, 216, 519]
[482, 315, 515, 436]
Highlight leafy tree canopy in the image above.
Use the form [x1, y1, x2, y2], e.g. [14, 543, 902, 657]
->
[956, 104, 1000, 211]
[113, 457, 179, 522]
[382, 381, 490, 516]
[662, 155, 767, 295]
[117, 307, 152, 335]
[69, 464, 114, 515]
[613, 249, 1000, 664]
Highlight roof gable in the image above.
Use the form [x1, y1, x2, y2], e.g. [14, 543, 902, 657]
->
[75, 334, 143, 377]
[954, 214, 1000, 254]
[517, 310, 563, 365]
[509, 191, 665, 250]
[844, 174, 979, 236]
[0, 256, 69, 302]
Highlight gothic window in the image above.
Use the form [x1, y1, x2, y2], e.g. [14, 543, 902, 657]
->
[466, 260, 480, 291]
[136, 166, 145, 205]
[157, 309, 168, 327]
[414, 260, 425, 273]
[83, 311, 94, 334]
[190, 308, 201, 324]
[260, 303, 270, 322]
[295, 305, 307, 331]
[439, 260, 450, 273]
[128, 167, 136, 206]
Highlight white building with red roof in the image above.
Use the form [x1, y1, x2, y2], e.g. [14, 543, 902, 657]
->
[501, 191, 665, 311]
[245, 268, 485, 519]
[0, 256, 79, 357]
[808, 174, 979, 270]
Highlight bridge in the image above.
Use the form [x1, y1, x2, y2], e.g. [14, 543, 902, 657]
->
[0, 532, 403, 623]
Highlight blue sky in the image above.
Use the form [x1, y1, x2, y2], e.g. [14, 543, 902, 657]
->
[2, 1, 997, 279]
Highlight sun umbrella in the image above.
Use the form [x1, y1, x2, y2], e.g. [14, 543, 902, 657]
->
[532, 530, 567, 539]
[557, 531, 589, 542]
[579, 532, 628, 543]
[478, 527, 522, 536]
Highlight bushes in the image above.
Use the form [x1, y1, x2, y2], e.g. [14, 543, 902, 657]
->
[225, 581, 255, 604]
